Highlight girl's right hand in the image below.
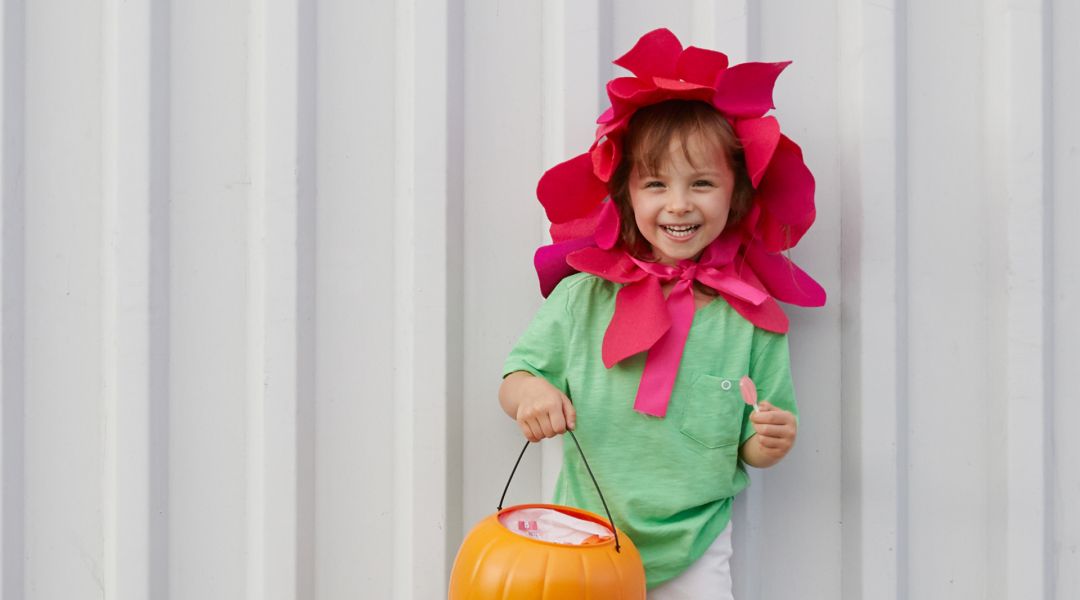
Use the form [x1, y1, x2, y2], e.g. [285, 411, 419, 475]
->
[499, 371, 576, 442]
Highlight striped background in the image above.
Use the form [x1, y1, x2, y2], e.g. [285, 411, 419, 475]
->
[0, 0, 1076, 598]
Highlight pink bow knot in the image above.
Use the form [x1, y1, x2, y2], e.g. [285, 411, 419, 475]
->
[620, 254, 767, 418]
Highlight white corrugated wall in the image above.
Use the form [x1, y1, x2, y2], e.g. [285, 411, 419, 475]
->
[0, 0, 1075, 598]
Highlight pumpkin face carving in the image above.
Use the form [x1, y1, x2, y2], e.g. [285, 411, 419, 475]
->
[448, 503, 646, 599]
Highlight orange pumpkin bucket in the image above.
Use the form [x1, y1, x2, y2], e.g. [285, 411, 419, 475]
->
[448, 432, 646, 599]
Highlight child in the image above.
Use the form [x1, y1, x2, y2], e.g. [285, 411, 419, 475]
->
[500, 29, 825, 599]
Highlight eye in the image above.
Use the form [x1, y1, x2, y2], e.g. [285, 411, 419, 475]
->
[692, 179, 715, 188]
[643, 180, 665, 189]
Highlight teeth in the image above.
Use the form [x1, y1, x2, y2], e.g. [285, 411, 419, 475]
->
[661, 225, 699, 238]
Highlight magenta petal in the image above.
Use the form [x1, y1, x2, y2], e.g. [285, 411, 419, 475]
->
[744, 241, 826, 307]
[602, 277, 670, 367]
[597, 106, 615, 124]
[591, 137, 620, 182]
[566, 246, 644, 284]
[613, 28, 682, 80]
[719, 268, 789, 333]
[537, 153, 610, 223]
[757, 207, 815, 252]
[595, 201, 621, 249]
[534, 237, 596, 297]
[756, 135, 816, 225]
[676, 46, 729, 86]
[734, 117, 781, 188]
[712, 61, 791, 118]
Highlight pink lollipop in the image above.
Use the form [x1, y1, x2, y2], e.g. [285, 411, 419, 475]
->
[739, 375, 759, 412]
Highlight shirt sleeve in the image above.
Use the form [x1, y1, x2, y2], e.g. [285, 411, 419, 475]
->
[502, 277, 576, 397]
[739, 328, 798, 445]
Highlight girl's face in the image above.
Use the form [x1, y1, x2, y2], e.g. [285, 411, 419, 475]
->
[628, 132, 735, 265]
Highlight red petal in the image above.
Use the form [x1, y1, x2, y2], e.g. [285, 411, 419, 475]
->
[566, 246, 644, 284]
[591, 137, 621, 182]
[534, 237, 596, 297]
[733, 117, 780, 188]
[676, 46, 729, 86]
[550, 202, 601, 242]
[607, 76, 654, 101]
[548, 200, 621, 248]
[595, 201, 621, 249]
[597, 106, 615, 124]
[537, 153, 609, 223]
[744, 241, 826, 307]
[757, 207, 815, 252]
[602, 277, 670, 367]
[756, 135, 816, 227]
[613, 28, 682, 80]
[720, 267, 789, 333]
[712, 61, 790, 118]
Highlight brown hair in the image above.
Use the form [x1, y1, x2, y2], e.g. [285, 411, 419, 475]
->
[607, 100, 754, 258]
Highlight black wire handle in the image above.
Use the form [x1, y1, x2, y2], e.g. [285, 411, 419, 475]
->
[496, 430, 622, 552]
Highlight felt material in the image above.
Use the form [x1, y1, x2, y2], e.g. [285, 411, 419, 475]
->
[531, 27, 825, 392]
[569, 235, 770, 417]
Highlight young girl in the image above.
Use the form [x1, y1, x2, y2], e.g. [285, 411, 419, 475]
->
[500, 29, 824, 599]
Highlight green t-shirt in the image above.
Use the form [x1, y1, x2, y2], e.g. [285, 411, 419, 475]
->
[503, 272, 798, 588]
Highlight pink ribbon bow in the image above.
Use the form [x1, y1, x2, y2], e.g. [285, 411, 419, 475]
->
[567, 234, 770, 418]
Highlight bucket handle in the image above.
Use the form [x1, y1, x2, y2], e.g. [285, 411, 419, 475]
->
[496, 430, 622, 553]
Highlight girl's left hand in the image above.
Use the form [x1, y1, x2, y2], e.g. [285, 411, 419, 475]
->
[744, 401, 797, 466]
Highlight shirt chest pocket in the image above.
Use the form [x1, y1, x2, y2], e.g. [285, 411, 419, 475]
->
[678, 374, 745, 449]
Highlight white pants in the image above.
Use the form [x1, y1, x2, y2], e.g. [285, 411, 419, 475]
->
[647, 522, 734, 600]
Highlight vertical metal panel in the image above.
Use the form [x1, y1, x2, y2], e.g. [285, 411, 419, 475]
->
[907, 1, 990, 597]
[168, 2, 249, 597]
[0, 0, 26, 598]
[838, 1, 903, 598]
[23, 0, 105, 597]
[100, 0, 170, 598]
[314, 1, 396, 597]
[461, 0, 545, 531]
[247, 0, 316, 598]
[1051, 1, 1079, 598]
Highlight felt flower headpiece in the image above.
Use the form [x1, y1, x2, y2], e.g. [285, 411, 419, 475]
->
[533, 28, 826, 337]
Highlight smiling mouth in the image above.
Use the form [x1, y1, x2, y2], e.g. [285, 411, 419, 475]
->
[660, 224, 701, 239]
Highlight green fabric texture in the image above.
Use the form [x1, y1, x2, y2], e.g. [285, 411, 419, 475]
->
[503, 272, 797, 588]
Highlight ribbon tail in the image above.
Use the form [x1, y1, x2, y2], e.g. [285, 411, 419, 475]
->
[633, 281, 695, 417]
[602, 277, 669, 368]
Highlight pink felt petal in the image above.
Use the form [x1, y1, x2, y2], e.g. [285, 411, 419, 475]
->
[592, 137, 621, 182]
[744, 241, 826, 307]
[613, 28, 682, 80]
[566, 246, 644, 284]
[699, 229, 742, 264]
[755, 135, 816, 231]
[720, 267, 789, 333]
[651, 77, 711, 93]
[602, 277, 670, 367]
[712, 61, 791, 118]
[597, 106, 615, 124]
[534, 237, 597, 297]
[756, 206, 815, 252]
[734, 117, 781, 188]
[536, 153, 610, 223]
[607, 76, 655, 101]
[676, 46, 729, 87]
[550, 201, 603, 242]
[595, 201, 621, 249]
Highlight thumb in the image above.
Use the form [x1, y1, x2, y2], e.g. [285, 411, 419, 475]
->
[562, 397, 577, 430]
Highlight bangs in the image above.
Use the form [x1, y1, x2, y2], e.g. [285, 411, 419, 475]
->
[624, 101, 738, 175]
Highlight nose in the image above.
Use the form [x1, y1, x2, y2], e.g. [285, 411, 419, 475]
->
[665, 189, 692, 214]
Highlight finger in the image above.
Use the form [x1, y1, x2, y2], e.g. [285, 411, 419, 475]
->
[751, 409, 792, 425]
[548, 406, 567, 435]
[519, 420, 540, 443]
[562, 397, 577, 430]
[537, 413, 557, 439]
